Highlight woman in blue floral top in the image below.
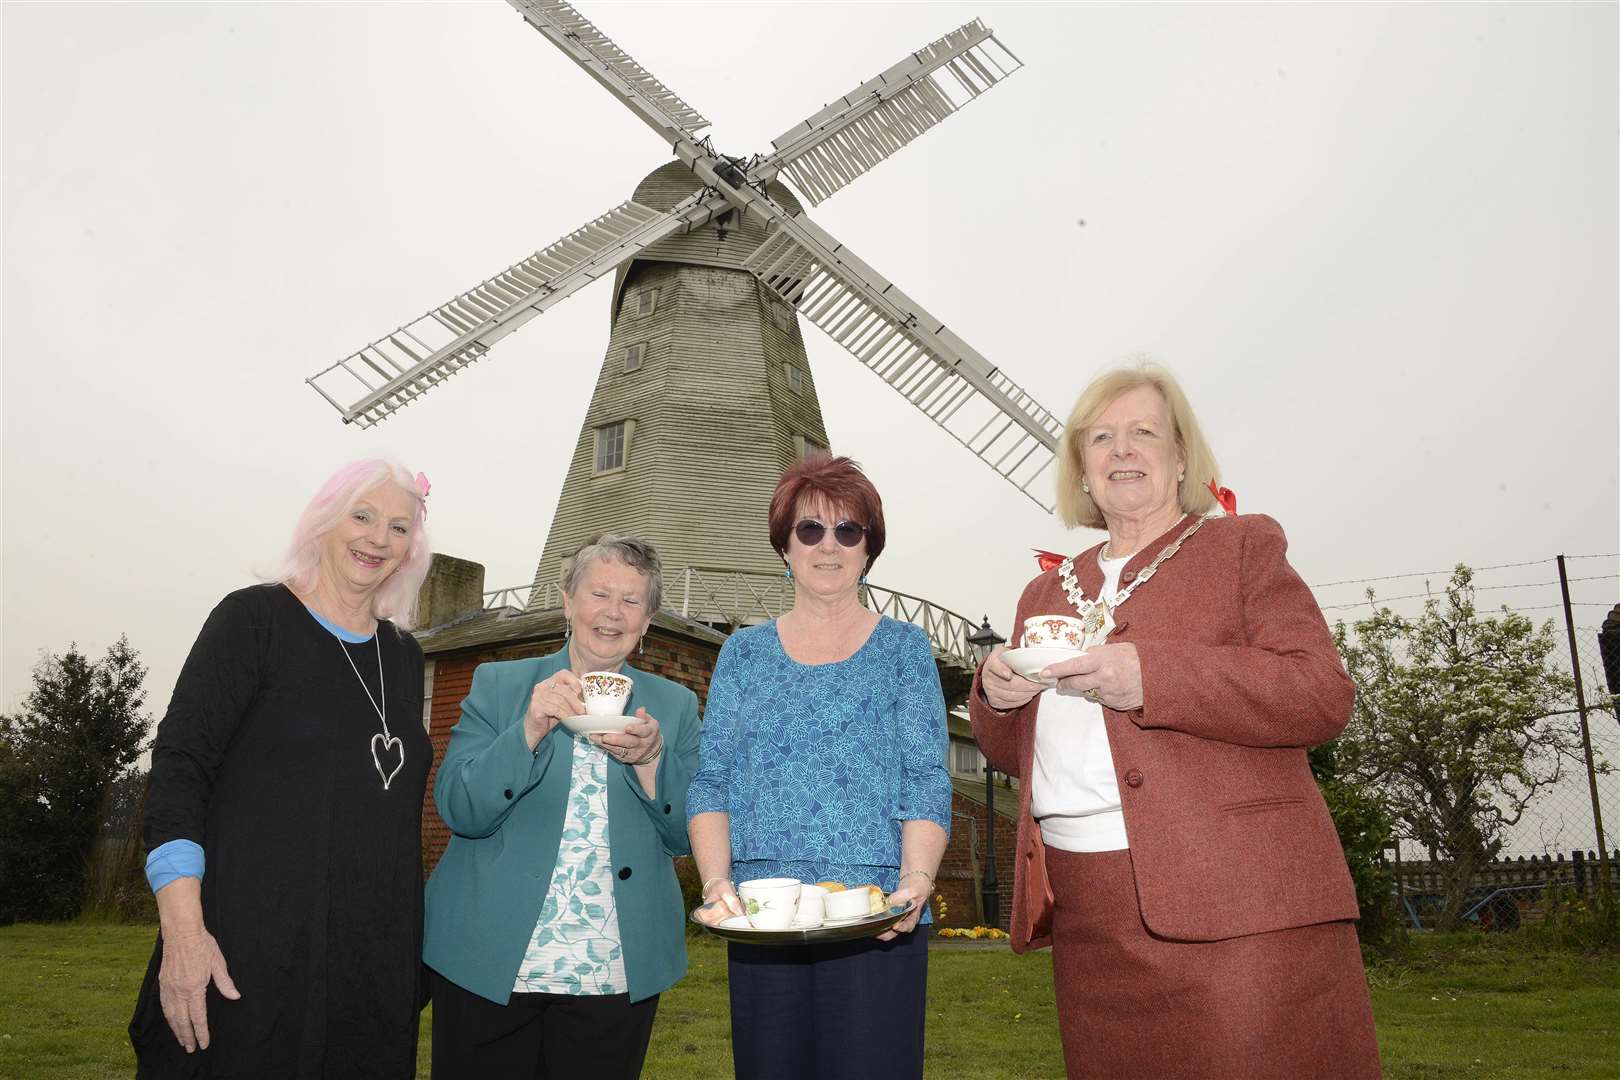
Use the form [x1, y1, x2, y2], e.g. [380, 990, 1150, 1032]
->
[689, 455, 951, 1080]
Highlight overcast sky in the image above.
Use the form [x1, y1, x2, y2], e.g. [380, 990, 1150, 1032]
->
[4, 1, 1617, 835]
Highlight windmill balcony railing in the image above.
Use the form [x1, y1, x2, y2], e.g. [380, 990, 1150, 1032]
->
[482, 567, 982, 672]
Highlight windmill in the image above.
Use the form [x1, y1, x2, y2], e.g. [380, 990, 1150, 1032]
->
[305, 0, 1065, 611]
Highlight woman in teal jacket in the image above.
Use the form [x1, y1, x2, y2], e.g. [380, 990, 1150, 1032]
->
[424, 535, 700, 1080]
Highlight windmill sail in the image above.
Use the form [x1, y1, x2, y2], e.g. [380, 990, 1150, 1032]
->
[310, 3, 1062, 512]
[752, 19, 1022, 206]
[307, 194, 722, 427]
[742, 217, 1062, 511]
[507, 0, 711, 144]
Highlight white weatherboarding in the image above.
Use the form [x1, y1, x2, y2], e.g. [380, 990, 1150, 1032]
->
[305, 1, 1063, 511]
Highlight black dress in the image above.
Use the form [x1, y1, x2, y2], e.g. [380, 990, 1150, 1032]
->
[131, 584, 431, 1079]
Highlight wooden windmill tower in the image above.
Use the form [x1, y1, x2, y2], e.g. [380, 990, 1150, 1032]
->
[306, 0, 1066, 607]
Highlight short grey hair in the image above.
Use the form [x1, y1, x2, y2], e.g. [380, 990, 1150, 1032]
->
[563, 533, 663, 613]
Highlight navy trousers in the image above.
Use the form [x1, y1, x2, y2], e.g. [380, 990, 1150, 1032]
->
[727, 928, 928, 1080]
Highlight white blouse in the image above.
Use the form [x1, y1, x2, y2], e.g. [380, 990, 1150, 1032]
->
[1029, 550, 1131, 852]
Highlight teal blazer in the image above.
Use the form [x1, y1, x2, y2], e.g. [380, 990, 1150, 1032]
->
[423, 650, 700, 1004]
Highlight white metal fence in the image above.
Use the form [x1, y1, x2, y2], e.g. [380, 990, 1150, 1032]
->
[484, 566, 982, 671]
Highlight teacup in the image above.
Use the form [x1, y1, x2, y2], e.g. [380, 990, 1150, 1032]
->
[580, 671, 632, 716]
[737, 877, 801, 930]
[1022, 615, 1084, 650]
[794, 883, 828, 928]
[824, 885, 878, 922]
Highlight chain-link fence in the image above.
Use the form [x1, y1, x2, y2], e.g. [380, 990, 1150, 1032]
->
[1380, 705, 1620, 932]
[1315, 554, 1618, 933]
[1386, 620, 1616, 932]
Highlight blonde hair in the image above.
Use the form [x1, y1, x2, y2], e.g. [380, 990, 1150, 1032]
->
[1053, 362, 1220, 530]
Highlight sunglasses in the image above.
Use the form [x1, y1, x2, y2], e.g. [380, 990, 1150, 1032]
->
[793, 518, 869, 548]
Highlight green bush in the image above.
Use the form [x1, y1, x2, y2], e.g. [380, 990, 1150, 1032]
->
[1525, 885, 1619, 952]
[1310, 737, 1402, 951]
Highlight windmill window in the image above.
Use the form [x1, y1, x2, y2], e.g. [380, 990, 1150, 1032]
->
[636, 289, 658, 316]
[769, 298, 793, 331]
[624, 343, 644, 373]
[595, 420, 631, 473]
[793, 434, 828, 459]
[953, 740, 984, 777]
[785, 364, 804, 393]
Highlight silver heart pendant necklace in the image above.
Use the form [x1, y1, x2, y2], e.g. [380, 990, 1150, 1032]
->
[336, 630, 403, 791]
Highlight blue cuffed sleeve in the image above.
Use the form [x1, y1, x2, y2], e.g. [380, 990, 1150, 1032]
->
[145, 838, 205, 893]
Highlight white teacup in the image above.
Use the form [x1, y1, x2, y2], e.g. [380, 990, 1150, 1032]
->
[794, 883, 828, 928]
[737, 877, 801, 930]
[580, 671, 632, 716]
[824, 886, 879, 922]
[1022, 615, 1085, 650]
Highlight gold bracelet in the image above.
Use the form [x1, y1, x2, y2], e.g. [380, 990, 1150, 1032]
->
[701, 877, 732, 901]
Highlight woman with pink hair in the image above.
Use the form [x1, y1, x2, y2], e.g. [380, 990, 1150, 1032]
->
[130, 458, 434, 1079]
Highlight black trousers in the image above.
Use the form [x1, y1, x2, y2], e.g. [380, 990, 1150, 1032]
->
[427, 967, 658, 1080]
[727, 928, 928, 1080]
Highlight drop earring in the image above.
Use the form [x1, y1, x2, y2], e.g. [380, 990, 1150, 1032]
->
[1081, 480, 1090, 494]
[783, 565, 793, 581]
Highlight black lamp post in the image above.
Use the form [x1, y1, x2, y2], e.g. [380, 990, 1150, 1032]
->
[966, 615, 1006, 929]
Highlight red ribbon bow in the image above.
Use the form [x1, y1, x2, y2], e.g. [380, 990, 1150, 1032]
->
[1033, 549, 1067, 573]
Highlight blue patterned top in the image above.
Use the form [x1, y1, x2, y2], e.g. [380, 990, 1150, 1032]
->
[688, 617, 950, 905]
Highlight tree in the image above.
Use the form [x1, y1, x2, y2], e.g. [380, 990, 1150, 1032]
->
[1332, 566, 1585, 932]
[0, 637, 150, 922]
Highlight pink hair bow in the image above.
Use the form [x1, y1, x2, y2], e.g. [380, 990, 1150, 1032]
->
[416, 472, 431, 519]
[1207, 479, 1237, 515]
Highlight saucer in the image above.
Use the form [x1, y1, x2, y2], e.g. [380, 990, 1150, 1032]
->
[822, 912, 885, 927]
[697, 905, 914, 946]
[558, 713, 631, 735]
[1001, 646, 1083, 685]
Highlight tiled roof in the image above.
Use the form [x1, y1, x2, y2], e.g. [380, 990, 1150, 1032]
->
[417, 604, 727, 659]
[952, 776, 1020, 819]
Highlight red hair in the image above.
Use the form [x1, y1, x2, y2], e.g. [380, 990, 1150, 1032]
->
[767, 454, 887, 572]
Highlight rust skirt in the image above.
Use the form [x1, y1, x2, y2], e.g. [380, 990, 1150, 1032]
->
[1047, 847, 1381, 1080]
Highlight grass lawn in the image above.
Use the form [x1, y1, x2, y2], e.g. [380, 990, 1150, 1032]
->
[1, 922, 1613, 1079]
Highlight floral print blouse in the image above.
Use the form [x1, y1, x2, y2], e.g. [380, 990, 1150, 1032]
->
[687, 617, 951, 905]
[513, 734, 626, 995]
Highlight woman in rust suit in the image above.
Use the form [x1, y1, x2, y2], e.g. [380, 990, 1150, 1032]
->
[970, 365, 1380, 1080]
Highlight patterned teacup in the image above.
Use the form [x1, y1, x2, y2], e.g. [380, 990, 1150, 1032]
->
[1022, 615, 1084, 650]
[580, 671, 632, 716]
[737, 878, 801, 930]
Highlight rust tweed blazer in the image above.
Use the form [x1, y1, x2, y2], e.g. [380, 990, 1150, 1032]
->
[968, 512, 1360, 952]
